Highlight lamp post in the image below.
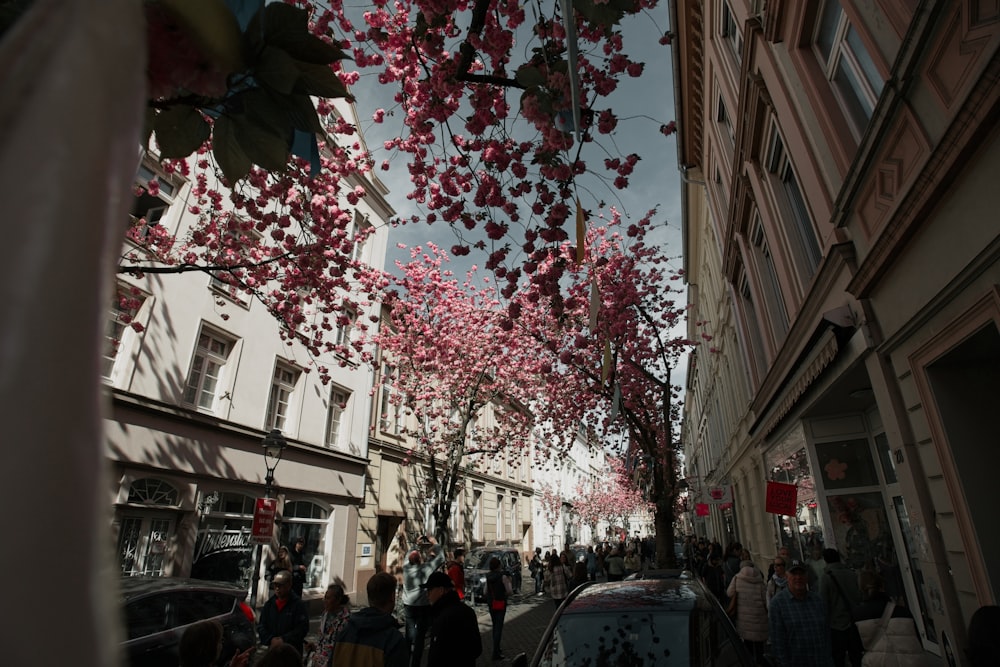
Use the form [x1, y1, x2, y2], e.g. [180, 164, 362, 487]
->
[249, 429, 287, 609]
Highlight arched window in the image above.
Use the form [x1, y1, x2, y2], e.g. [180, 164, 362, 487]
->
[127, 478, 179, 505]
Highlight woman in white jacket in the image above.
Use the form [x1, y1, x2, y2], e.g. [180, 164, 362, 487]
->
[726, 560, 769, 665]
[854, 571, 937, 667]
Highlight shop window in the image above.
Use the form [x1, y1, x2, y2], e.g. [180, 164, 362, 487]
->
[280, 500, 330, 589]
[814, 438, 880, 490]
[192, 492, 255, 587]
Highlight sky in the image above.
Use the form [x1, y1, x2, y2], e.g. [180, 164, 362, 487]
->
[337, 0, 685, 280]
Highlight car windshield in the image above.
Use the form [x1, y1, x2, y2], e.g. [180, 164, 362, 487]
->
[538, 608, 745, 666]
[466, 551, 502, 569]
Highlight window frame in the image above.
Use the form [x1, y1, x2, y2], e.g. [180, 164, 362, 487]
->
[325, 386, 351, 449]
[265, 361, 300, 434]
[183, 327, 237, 413]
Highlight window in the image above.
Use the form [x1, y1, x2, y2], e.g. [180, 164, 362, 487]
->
[720, 1, 743, 62]
[103, 284, 146, 381]
[265, 362, 299, 433]
[325, 387, 350, 448]
[765, 127, 822, 281]
[209, 215, 260, 304]
[279, 501, 330, 589]
[129, 160, 182, 244]
[736, 267, 768, 379]
[496, 494, 505, 540]
[472, 490, 483, 540]
[351, 212, 372, 264]
[335, 306, 356, 349]
[717, 95, 734, 144]
[748, 215, 789, 339]
[184, 328, 235, 412]
[510, 496, 518, 541]
[379, 364, 402, 435]
[813, 0, 884, 137]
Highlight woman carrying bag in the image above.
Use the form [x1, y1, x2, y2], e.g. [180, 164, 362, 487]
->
[726, 560, 769, 665]
[855, 572, 937, 667]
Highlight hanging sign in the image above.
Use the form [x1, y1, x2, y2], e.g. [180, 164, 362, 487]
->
[251, 497, 278, 544]
[765, 481, 798, 515]
[706, 485, 732, 504]
[695, 503, 710, 517]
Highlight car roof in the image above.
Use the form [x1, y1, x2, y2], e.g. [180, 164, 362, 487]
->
[560, 578, 705, 613]
[119, 577, 248, 601]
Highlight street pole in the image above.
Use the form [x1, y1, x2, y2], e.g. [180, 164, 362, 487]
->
[248, 429, 286, 610]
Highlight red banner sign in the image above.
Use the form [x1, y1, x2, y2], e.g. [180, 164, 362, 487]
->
[765, 481, 798, 515]
[695, 503, 710, 517]
[251, 497, 278, 544]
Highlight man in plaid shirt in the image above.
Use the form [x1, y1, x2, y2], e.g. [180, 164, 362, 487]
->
[768, 560, 835, 666]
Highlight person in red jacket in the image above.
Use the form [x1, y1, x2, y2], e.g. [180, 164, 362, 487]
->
[446, 548, 467, 599]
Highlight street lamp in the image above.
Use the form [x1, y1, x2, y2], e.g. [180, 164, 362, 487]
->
[249, 429, 287, 609]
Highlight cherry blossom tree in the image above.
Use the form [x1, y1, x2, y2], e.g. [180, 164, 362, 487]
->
[573, 457, 653, 540]
[367, 244, 579, 545]
[510, 211, 693, 566]
[539, 483, 564, 533]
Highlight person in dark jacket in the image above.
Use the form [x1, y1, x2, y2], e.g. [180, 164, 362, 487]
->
[290, 537, 308, 596]
[485, 556, 512, 660]
[423, 571, 482, 666]
[258, 570, 310, 655]
[333, 571, 409, 667]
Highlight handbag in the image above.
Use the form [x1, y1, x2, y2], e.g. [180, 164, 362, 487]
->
[726, 591, 738, 618]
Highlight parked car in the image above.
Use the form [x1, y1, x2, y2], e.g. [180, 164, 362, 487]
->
[120, 577, 256, 667]
[512, 577, 758, 667]
[465, 547, 523, 601]
[623, 568, 690, 580]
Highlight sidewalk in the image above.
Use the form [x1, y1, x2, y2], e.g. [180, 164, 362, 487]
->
[470, 590, 557, 665]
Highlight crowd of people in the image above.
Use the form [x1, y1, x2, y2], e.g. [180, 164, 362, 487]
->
[681, 535, 1000, 667]
[177, 534, 1000, 667]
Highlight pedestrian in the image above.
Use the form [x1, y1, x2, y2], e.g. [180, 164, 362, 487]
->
[966, 605, 1000, 667]
[422, 570, 482, 666]
[268, 545, 293, 583]
[179, 619, 252, 667]
[854, 571, 936, 667]
[290, 536, 308, 597]
[767, 546, 792, 582]
[572, 559, 588, 589]
[623, 548, 641, 577]
[768, 560, 834, 667]
[258, 570, 310, 656]
[585, 546, 598, 582]
[723, 542, 743, 588]
[819, 548, 864, 667]
[401, 535, 445, 667]
[726, 559, 768, 665]
[485, 556, 513, 660]
[256, 644, 303, 667]
[446, 548, 466, 600]
[544, 552, 572, 608]
[305, 582, 351, 667]
[701, 552, 728, 605]
[529, 547, 544, 595]
[333, 571, 409, 667]
[605, 547, 626, 581]
[767, 556, 789, 608]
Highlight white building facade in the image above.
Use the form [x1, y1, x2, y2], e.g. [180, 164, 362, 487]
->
[105, 101, 392, 608]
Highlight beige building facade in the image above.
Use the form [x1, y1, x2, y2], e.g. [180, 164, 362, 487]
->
[674, 0, 999, 661]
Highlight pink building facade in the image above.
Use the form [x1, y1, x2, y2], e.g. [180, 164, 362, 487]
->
[675, 1, 1000, 661]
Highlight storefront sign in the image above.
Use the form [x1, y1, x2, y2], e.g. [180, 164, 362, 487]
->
[706, 485, 732, 504]
[765, 481, 797, 515]
[695, 503, 710, 517]
[251, 497, 278, 544]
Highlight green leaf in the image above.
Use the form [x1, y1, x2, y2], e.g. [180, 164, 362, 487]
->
[283, 94, 324, 134]
[256, 45, 300, 95]
[212, 115, 252, 184]
[153, 106, 210, 159]
[249, 2, 349, 65]
[162, 0, 244, 71]
[241, 88, 296, 138]
[293, 61, 352, 99]
[233, 115, 291, 173]
[515, 64, 546, 89]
